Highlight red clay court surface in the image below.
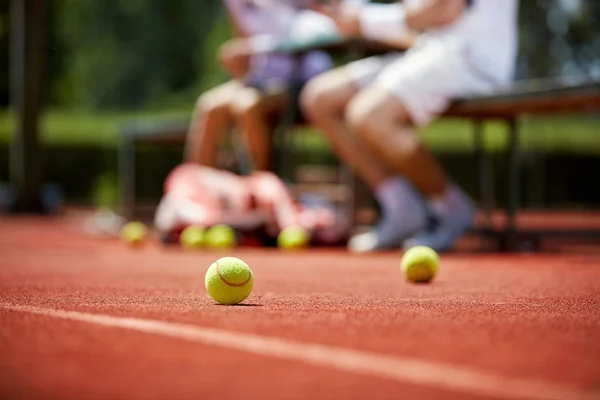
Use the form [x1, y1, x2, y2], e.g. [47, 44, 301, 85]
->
[1, 212, 600, 400]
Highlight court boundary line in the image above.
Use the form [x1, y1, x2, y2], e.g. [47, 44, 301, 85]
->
[2, 303, 597, 400]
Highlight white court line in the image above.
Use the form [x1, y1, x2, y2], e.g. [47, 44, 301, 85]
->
[2, 304, 597, 400]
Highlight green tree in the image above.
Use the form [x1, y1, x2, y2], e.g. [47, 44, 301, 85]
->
[0, 0, 11, 107]
[517, 0, 600, 78]
[51, 0, 225, 110]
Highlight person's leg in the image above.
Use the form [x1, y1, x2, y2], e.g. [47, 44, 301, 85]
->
[347, 89, 474, 252]
[300, 68, 395, 189]
[344, 38, 495, 252]
[230, 86, 286, 171]
[300, 59, 427, 252]
[185, 80, 244, 166]
[346, 89, 448, 197]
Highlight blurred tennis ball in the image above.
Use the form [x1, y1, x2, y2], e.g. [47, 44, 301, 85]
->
[205, 224, 237, 249]
[179, 225, 205, 249]
[401, 246, 439, 283]
[277, 225, 310, 250]
[120, 221, 148, 246]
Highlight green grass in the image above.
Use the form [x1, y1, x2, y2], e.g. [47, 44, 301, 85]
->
[295, 115, 600, 154]
[1, 109, 599, 154]
[0, 109, 191, 147]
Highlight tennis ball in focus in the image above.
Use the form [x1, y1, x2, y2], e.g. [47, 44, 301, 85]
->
[277, 225, 310, 250]
[180, 225, 205, 249]
[205, 224, 237, 249]
[120, 221, 148, 246]
[401, 246, 439, 283]
[205, 256, 254, 305]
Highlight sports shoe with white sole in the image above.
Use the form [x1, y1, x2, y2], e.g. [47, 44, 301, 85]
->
[403, 184, 475, 253]
[348, 202, 427, 253]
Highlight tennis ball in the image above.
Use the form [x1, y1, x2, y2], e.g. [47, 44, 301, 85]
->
[277, 225, 310, 250]
[120, 221, 148, 246]
[401, 246, 439, 283]
[205, 224, 237, 249]
[205, 257, 254, 305]
[180, 225, 205, 249]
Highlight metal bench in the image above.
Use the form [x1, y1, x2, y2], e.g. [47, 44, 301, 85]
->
[117, 111, 353, 221]
[118, 118, 255, 220]
[444, 76, 600, 250]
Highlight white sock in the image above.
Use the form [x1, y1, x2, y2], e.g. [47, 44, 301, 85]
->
[374, 177, 424, 229]
[348, 177, 426, 251]
[375, 177, 408, 217]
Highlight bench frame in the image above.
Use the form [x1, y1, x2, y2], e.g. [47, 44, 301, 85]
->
[445, 77, 600, 250]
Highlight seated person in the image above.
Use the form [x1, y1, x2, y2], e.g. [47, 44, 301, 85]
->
[302, 0, 519, 252]
[185, 0, 339, 171]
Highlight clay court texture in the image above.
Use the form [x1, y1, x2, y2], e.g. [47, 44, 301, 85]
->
[1, 211, 600, 400]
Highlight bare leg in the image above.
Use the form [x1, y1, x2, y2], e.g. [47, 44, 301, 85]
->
[185, 80, 244, 166]
[300, 69, 396, 189]
[346, 86, 475, 252]
[345, 87, 448, 197]
[301, 69, 427, 252]
[231, 87, 286, 171]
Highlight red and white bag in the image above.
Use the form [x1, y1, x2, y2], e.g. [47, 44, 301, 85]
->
[154, 163, 349, 245]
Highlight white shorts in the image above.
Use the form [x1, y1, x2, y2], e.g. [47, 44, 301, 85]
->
[345, 36, 499, 127]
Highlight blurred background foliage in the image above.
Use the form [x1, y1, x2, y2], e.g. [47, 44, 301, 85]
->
[0, 0, 599, 208]
[1, 0, 231, 111]
[0, 0, 599, 112]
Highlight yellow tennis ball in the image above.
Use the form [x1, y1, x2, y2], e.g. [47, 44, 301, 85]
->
[401, 246, 439, 283]
[180, 225, 205, 249]
[205, 257, 254, 305]
[205, 224, 237, 249]
[277, 225, 310, 250]
[120, 221, 148, 246]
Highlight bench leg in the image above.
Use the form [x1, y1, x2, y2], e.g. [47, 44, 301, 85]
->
[340, 166, 357, 227]
[506, 117, 520, 251]
[272, 53, 304, 183]
[119, 135, 136, 221]
[473, 118, 494, 249]
[276, 91, 298, 182]
[229, 126, 255, 175]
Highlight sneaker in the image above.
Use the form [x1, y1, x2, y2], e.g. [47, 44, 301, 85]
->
[348, 204, 427, 252]
[404, 184, 475, 252]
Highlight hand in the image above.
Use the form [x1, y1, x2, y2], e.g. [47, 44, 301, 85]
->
[312, 1, 362, 37]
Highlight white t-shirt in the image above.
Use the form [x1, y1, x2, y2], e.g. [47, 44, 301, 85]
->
[412, 0, 520, 84]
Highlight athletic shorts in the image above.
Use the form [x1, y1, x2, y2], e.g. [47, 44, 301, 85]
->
[344, 35, 500, 127]
[247, 50, 333, 94]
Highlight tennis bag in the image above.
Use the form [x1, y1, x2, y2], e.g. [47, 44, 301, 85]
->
[154, 163, 349, 246]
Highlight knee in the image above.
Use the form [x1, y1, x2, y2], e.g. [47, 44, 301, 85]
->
[347, 90, 419, 155]
[345, 93, 382, 142]
[195, 81, 244, 118]
[300, 75, 340, 121]
[231, 88, 262, 118]
[194, 91, 225, 118]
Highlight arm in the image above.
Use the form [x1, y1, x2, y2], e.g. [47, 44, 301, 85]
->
[315, 0, 467, 46]
[218, 1, 252, 79]
[219, 0, 295, 78]
[404, 0, 468, 30]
